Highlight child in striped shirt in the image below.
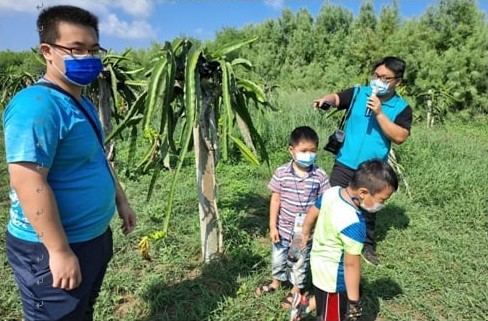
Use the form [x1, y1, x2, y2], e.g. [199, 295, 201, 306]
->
[255, 126, 330, 307]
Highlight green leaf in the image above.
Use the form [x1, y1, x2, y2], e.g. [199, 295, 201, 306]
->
[219, 60, 235, 161]
[105, 91, 147, 142]
[159, 43, 177, 150]
[237, 79, 266, 103]
[107, 64, 119, 114]
[213, 36, 259, 58]
[231, 58, 253, 69]
[235, 92, 271, 172]
[162, 45, 202, 235]
[143, 56, 168, 130]
[124, 80, 146, 86]
[124, 68, 145, 75]
[230, 135, 260, 166]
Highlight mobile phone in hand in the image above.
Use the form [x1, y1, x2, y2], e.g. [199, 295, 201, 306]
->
[319, 101, 335, 111]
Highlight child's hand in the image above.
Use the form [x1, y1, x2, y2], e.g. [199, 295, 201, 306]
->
[301, 233, 310, 248]
[270, 227, 280, 243]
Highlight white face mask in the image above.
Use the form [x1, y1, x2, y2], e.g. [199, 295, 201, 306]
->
[294, 152, 316, 168]
[370, 78, 390, 96]
[360, 201, 385, 213]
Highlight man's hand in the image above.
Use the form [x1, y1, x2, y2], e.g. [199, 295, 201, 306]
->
[269, 226, 280, 243]
[117, 202, 136, 235]
[366, 93, 382, 116]
[313, 94, 339, 110]
[49, 248, 82, 290]
[344, 299, 363, 321]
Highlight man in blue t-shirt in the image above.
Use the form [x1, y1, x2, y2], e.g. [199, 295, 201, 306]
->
[313, 57, 412, 266]
[3, 5, 136, 321]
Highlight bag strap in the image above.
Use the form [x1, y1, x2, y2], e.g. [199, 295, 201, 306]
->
[35, 81, 105, 151]
[338, 85, 360, 130]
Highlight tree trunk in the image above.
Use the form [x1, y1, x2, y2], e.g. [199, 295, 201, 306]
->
[236, 113, 257, 154]
[193, 95, 223, 262]
[426, 90, 433, 128]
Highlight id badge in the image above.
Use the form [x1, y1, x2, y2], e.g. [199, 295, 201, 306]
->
[293, 213, 305, 234]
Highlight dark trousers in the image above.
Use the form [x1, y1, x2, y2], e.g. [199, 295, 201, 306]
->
[6, 228, 113, 321]
[329, 161, 376, 248]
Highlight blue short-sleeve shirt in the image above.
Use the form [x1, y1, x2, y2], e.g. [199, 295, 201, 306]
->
[3, 83, 116, 243]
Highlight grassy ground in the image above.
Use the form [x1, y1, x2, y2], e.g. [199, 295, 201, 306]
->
[1, 91, 487, 320]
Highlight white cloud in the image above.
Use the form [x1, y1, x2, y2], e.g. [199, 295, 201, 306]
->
[0, 0, 158, 41]
[0, 0, 42, 13]
[0, 0, 153, 17]
[100, 13, 156, 40]
[0, 0, 107, 14]
[193, 27, 213, 39]
[114, 1, 153, 17]
[264, 0, 285, 10]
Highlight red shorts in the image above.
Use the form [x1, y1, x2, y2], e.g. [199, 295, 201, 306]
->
[314, 286, 348, 321]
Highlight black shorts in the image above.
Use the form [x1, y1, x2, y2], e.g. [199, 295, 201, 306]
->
[6, 228, 113, 321]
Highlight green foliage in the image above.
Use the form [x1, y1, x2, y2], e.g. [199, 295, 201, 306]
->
[209, 0, 488, 117]
[3, 0, 488, 118]
[100, 38, 274, 257]
[1, 88, 488, 320]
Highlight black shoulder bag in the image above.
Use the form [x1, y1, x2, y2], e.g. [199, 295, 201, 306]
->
[323, 86, 360, 155]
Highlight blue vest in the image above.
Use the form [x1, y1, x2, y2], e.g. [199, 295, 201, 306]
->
[336, 86, 408, 169]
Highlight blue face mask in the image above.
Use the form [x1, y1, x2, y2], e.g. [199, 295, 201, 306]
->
[63, 55, 103, 86]
[52, 49, 103, 86]
[294, 152, 316, 168]
[370, 78, 390, 96]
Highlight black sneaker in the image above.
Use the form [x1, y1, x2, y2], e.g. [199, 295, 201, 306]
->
[362, 246, 380, 266]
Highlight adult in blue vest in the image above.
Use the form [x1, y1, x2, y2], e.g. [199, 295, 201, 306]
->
[3, 5, 136, 320]
[313, 57, 412, 266]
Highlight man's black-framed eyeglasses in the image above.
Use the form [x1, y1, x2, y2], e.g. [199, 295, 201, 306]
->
[371, 73, 398, 82]
[48, 43, 107, 56]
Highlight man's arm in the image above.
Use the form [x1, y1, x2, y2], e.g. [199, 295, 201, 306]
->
[367, 95, 410, 144]
[108, 163, 136, 235]
[343, 252, 361, 301]
[313, 93, 340, 109]
[8, 162, 81, 290]
[375, 112, 410, 144]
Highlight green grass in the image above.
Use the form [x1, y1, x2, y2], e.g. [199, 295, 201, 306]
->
[1, 91, 488, 320]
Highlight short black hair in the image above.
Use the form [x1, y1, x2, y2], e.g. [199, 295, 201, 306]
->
[373, 56, 406, 79]
[288, 126, 319, 147]
[350, 159, 398, 195]
[37, 5, 99, 44]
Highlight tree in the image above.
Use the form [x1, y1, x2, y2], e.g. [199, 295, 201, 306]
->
[87, 49, 144, 161]
[108, 39, 272, 262]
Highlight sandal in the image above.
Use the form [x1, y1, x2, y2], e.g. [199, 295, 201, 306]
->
[290, 293, 310, 321]
[281, 293, 294, 309]
[255, 283, 277, 296]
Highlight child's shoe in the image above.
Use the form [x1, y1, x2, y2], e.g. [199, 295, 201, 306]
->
[289, 293, 310, 321]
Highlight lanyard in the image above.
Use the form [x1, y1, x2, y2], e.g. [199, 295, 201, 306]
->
[293, 170, 316, 212]
[34, 80, 105, 152]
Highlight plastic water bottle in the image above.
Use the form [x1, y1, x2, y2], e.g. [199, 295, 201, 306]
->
[288, 233, 303, 263]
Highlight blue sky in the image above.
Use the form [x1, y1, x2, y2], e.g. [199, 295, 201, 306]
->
[1, 0, 487, 52]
